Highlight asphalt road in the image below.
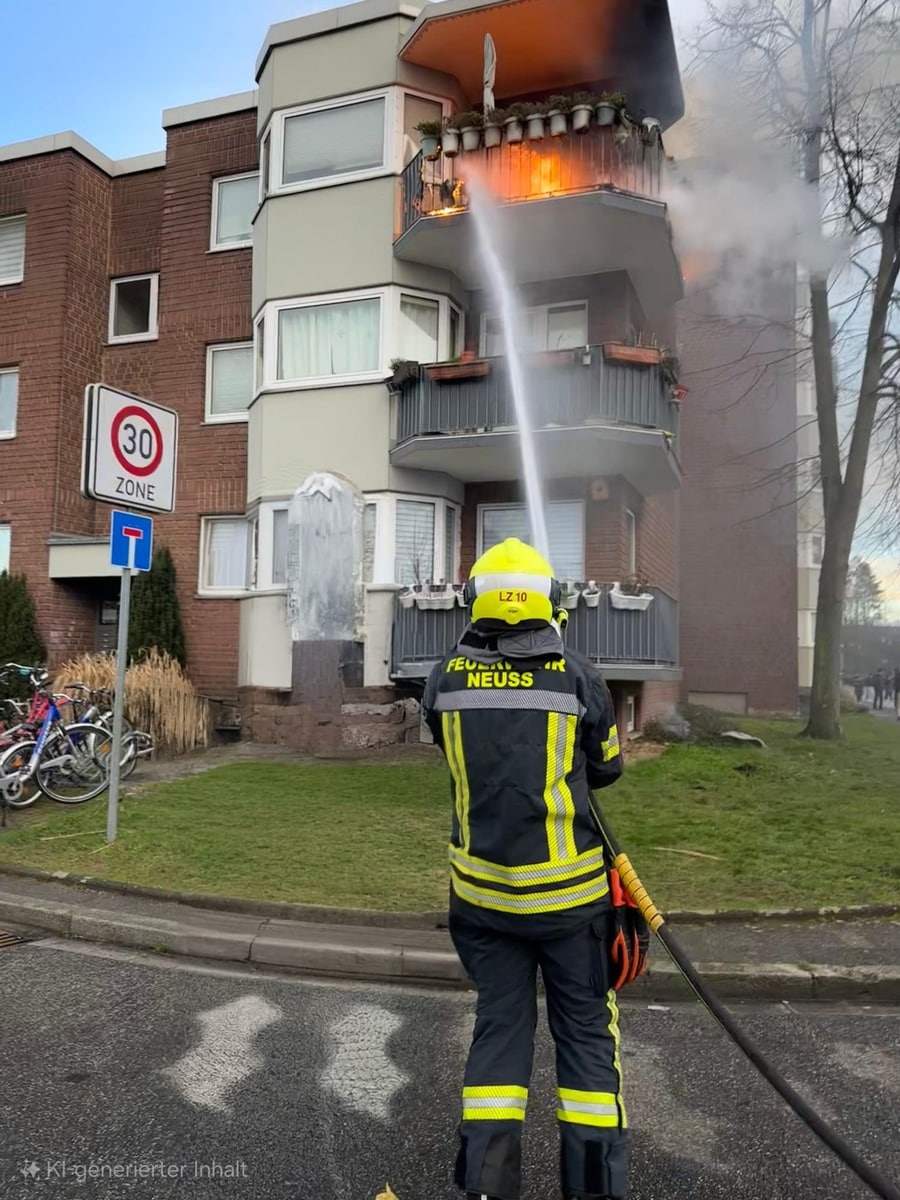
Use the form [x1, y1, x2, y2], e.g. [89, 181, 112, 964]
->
[0, 937, 898, 1200]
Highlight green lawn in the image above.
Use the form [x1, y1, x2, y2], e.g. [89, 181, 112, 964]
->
[1, 715, 898, 913]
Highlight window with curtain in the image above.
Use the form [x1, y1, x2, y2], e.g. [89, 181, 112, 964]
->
[479, 502, 584, 579]
[444, 505, 458, 583]
[483, 303, 587, 356]
[395, 500, 435, 585]
[282, 97, 386, 186]
[201, 518, 248, 590]
[272, 509, 289, 586]
[0, 215, 25, 286]
[625, 509, 637, 574]
[0, 368, 18, 437]
[212, 174, 258, 248]
[399, 294, 439, 363]
[207, 344, 253, 419]
[277, 296, 381, 381]
[0, 524, 9, 573]
[363, 503, 377, 583]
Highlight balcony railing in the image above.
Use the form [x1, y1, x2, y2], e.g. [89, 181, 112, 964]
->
[394, 351, 678, 446]
[399, 126, 665, 240]
[391, 588, 678, 678]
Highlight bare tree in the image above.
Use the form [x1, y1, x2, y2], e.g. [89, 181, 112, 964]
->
[844, 556, 885, 623]
[688, 0, 900, 738]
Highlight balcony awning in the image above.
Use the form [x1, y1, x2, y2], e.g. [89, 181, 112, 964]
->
[399, 0, 684, 129]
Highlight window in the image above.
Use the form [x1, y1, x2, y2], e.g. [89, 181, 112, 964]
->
[211, 173, 258, 250]
[811, 534, 824, 566]
[260, 132, 271, 200]
[0, 524, 9, 573]
[625, 694, 636, 735]
[363, 503, 377, 583]
[625, 509, 637, 575]
[0, 215, 25, 286]
[399, 294, 439, 363]
[444, 504, 458, 584]
[255, 315, 265, 393]
[364, 493, 459, 585]
[450, 305, 463, 358]
[403, 93, 443, 166]
[109, 274, 159, 343]
[0, 368, 18, 439]
[276, 294, 382, 384]
[395, 500, 436, 585]
[478, 501, 585, 580]
[272, 509, 289, 586]
[278, 92, 388, 191]
[200, 517, 248, 592]
[206, 343, 253, 421]
[482, 302, 587, 357]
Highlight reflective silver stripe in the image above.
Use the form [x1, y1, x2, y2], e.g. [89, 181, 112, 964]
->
[462, 1096, 527, 1111]
[449, 846, 605, 886]
[452, 874, 609, 913]
[546, 711, 573, 860]
[473, 573, 552, 596]
[558, 1099, 619, 1117]
[434, 689, 585, 715]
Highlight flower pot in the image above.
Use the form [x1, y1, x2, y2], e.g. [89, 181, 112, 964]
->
[505, 117, 524, 144]
[526, 115, 546, 141]
[455, 590, 467, 607]
[416, 594, 456, 611]
[583, 591, 602, 608]
[595, 102, 617, 126]
[419, 134, 440, 160]
[484, 123, 502, 149]
[572, 104, 593, 133]
[399, 592, 415, 609]
[426, 361, 491, 382]
[548, 110, 569, 137]
[460, 126, 482, 152]
[609, 587, 653, 611]
[603, 343, 663, 366]
[560, 592, 581, 610]
[441, 129, 461, 157]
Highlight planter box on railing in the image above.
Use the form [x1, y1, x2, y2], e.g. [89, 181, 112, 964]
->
[426, 361, 491, 382]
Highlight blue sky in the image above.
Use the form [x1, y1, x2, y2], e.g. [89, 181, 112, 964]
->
[0, 1, 334, 158]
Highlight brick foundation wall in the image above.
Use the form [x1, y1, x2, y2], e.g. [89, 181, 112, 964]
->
[239, 685, 421, 751]
[678, 280, 799, 713]
[641, 680, 680, 722]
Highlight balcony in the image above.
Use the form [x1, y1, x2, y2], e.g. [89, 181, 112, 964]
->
[391, 589, 679, 682]
[389, 348, 680, 493]
[394, 128, 682, 327]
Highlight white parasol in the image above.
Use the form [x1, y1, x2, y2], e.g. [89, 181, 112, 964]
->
[483, 32, 496, 114]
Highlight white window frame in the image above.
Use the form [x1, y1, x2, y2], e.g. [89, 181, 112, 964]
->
[476, 501, 586, 579]
[205, 342, 254, 424]
[0, 214, 26, 286]
[0, 523, 9, 574]
[389, 288, 463, 366]
[365, 493, 461, 586]
[270, 88, 396, 197]
[108, 273, 159, 344]
[479, 301, 589, 357]
[625, 508, 637, 575]
[198, 516, 249, 597]
[259, 129, 272, 203]
[254, 501, 291, 591]
[0, 366, 18, 440]
[625, 694, 636, 735]
[209, 172, 259, 252]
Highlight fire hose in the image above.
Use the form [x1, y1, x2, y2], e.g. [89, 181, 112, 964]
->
[588, 797, 900, 1200]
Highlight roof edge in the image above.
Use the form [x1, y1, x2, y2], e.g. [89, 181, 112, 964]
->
[162, 90, 259, 129]
[256, 0, 423, 79]
[0, 132, 165, 176]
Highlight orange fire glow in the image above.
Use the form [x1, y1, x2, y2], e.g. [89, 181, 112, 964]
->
[458, 143, 605, 205]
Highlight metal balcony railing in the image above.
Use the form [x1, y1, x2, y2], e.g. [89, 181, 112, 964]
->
[391, 588, 678, 678]
[393, 351, 678, 446]
[399, 126, 665, 239]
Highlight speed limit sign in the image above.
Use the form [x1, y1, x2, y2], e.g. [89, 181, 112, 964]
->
[82, 385, 178, 513]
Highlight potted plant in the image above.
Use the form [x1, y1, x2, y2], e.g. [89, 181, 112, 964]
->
[582, 580, 602, 608]
[571, 92, 595, 133]
[504, 103, 528, 144]
[441, 116, 461, 158]
[389, 358, 420, 388]
[609, 573, 654, 611]
[559, 581, 582, 609]
[660, 352, 681, 386]
[596, 90, 626, 126]
[415, 119, 443, 160]
[398, 587, 416, 609]
[524, 101, 549, 141]
[455, 111, 484, 152]
[547, 95, 572, 137]
[453, 583, 467, 607]
[483, 108, 505, 149]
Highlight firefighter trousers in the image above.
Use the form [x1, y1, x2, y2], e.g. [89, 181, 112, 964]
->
[449, 906, 627, 1200]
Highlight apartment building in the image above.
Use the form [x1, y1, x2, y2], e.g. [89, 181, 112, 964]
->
[0, 0, 800, 746]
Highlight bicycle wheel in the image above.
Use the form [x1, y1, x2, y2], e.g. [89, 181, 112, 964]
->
[0, 739, 42, 809]
[37, 723, 113, 804]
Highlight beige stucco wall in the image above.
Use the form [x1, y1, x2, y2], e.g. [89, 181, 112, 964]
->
[798, 646, 814, 692]
[239, 592, 292, 689]
[798, 565, 819, 613]
[364, 585, 400, 686]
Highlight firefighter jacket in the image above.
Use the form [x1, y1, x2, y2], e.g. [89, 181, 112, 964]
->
[423, 622, 622, 924]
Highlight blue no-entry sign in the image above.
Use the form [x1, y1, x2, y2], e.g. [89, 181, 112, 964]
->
[110, 509, 153, 572]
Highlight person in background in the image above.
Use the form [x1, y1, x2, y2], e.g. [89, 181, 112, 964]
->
[894, 666, 900, 719]
[873, 669, 885, 711]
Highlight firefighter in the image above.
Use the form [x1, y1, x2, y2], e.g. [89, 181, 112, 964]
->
[422, 538, 628, 1200]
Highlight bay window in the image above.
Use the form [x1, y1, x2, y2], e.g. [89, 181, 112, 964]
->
[276, 294, 382, 384]
[274, 91, 389, 192]
[478, 502, 585, 580]
[364, 494, 460, 586]
[398, 294, 439, 364]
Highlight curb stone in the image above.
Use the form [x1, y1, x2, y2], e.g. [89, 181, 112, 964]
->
[2, 891, 899, 1001]
[0, 864, 896, 928]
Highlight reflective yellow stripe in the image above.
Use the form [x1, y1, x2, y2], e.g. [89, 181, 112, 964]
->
[451, 872, 609, 914]
[607, 989, 627, 1128]
[544, 712, 578, 862]
[448, 844, 605, 888]
[442, 711, 470, 851]
[462, 1085, 528, 1123]
[602, 724, 620, 763]
[557, 1087, 620, 1127]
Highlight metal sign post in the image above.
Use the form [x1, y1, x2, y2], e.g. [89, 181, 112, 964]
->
[106, 510, 153, 843]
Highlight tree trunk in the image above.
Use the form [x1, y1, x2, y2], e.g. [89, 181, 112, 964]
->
[803, 542, 849, 737]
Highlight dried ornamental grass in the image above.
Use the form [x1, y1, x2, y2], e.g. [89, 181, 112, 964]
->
[53, 649, 210, 756]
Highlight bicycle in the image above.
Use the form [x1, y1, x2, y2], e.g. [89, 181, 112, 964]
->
[58, 682, 154, 779]
[0, 666, 116, 809]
